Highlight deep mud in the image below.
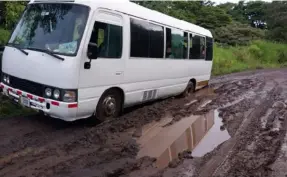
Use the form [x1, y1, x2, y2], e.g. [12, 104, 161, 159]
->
[1, 69, 287, 177]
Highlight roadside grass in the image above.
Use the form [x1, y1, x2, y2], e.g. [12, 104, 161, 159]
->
[212, 40, 287, 76]
[0, 95, 35, 118]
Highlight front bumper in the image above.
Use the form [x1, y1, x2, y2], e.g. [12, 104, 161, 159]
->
[0, 82, 78, 121]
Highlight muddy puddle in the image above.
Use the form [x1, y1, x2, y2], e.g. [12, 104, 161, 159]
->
[136, 109, 230, 169]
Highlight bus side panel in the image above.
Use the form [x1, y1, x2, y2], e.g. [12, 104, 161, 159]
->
[122, 59, 212, 107]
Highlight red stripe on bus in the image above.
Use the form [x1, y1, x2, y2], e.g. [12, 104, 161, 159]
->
[68, 103, 78, 108]
[38, 97, 45, 103]
[27, 94, 33, 99]
[51, 101, 59, 106]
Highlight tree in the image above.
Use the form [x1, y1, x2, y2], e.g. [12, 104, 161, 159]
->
[265, 1, 287, 42]
[135, 1, 232, 30]
[218, 1, 267, 29]
[2, 1, 27, 30]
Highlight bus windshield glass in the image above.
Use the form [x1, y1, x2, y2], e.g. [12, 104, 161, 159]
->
[8, 3, 89, 56]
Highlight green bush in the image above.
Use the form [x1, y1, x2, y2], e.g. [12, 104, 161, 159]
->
[213, 22, 265, 46]
[248, 44, 263, 58]
[212, 40, 287, 76]
[277, 48, 287, 64]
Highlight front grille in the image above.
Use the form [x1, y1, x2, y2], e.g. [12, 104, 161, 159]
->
[10, 76, 43, 97]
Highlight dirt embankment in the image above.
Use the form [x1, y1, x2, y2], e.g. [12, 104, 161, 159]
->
[1, 69, 287, 177]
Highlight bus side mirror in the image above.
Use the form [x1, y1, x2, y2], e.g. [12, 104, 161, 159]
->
[85, 43, 98, 69]
[87, 42, 98, 59]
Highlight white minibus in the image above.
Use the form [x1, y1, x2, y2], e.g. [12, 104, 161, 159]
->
[0, 0, 213, 122]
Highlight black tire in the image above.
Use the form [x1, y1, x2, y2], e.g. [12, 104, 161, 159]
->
[95, 89, 123, 122]
[181, 81, 195, 98]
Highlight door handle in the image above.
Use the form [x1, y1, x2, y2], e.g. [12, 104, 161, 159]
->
[115, 71, 123, 75]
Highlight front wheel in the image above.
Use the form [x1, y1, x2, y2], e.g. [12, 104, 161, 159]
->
[95, 89, 123, 122]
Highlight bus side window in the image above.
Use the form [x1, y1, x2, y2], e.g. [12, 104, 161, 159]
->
[188, 33, 193, 59]
[200, 36, 206, 59]
[130, 18, 164, 58]
[165, 28, 185, 59]
[165, 28, 173, 58]
[206, 37, 213, 61]
[190, 35, 205, 59]
[183, 32, 188, 59]
[88, 21, 123, 59]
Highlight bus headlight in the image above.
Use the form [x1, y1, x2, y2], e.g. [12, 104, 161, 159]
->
[2, 74, 10, 85]
[3, 75, 7, 83]
[53, 89, 60, 99]
[45, 88, 52, 97]
[6, 76, 10, 84]
[63, 90, 77, 102]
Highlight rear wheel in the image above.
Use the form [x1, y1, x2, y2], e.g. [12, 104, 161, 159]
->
[181, 81, 195, 98]
[95, 89, 123, 122]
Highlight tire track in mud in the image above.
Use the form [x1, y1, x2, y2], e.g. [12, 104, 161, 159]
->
[187, 78, 273, 177]
[155, 76, 280, 177]
[209, 85, 287, 177]
[128, 77, 269, 177]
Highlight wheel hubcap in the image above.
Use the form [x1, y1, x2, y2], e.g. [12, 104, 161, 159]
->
[103, 96, 117, 116]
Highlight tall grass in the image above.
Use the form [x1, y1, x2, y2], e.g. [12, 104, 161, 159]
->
[212, 40, 287, 75]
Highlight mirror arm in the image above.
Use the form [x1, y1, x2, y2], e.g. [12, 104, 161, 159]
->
[84, 59, 92, 69]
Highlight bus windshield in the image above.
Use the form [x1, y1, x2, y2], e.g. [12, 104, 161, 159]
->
[8, 3, 89, 56]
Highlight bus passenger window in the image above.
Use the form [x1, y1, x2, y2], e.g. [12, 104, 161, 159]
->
[149, 23, 164, 58]
[89, 21, 122, 59]
[206, 37, 213, 61]
[165, 28, 185, 59]
[200, 37, 206, 59]
[130, 18, 149, 58]
[183, 32, 188, 59]
[130, 18, 164, 58]
[190, 35, 205, 59]
[189, 33, 193, 59]
[165, 28, 173, 58]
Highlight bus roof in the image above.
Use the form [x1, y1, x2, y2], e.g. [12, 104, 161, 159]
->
[29, 0, 212, 38]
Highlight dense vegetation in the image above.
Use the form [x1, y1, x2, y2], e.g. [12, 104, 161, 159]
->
[135, 1, 287, 75]
[0, 1, 286, 117]
[213, 41, 287, 75]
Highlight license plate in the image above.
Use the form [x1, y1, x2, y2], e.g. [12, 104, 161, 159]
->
[20, 97, 30, 107]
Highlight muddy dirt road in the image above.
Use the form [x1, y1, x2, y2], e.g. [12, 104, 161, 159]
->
[1, 69, 287, 177]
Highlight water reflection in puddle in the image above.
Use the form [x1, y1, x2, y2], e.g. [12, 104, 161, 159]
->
[136, 109, 230, 169]
[192, 110, 231, 157]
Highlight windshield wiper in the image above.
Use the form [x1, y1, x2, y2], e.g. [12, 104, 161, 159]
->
[6, 43, 28, 56]
[26, 47, 65, 61]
